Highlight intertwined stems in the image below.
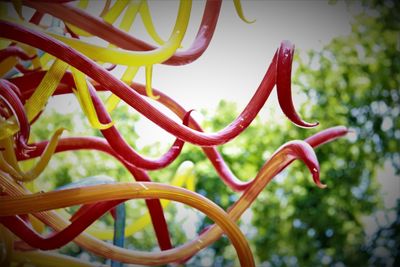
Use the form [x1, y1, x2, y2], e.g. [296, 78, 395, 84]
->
[0, 1, 348, 266]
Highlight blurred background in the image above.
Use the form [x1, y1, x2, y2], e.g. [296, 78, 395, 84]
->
[16, 0, 400, 266]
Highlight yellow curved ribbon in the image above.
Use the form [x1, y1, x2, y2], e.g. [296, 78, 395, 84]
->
[99, 0, 112, 17]
[77, 0, 89, 9]
[139, 1, 165, 45]
[25, 60, 68, 122]
[0, 149, 23, 179]
[0, 137, 23, 174]
[145, 64, 159, 99]
[11, 0, 24, 20]
[118, 0, 143, 33]
[71, 67, 114, 130]
[102, 0, 130, 25]
[0, 59, 67, 141]
[29, 213, 45, 234]
[38, 52, 55, 69]
[51, 30, 182, 66]
[233, 0, 256, 24]
[0, 57, 18, 77]
[66, 0, 129, 37]
[0, 128, 64, 182]
[0, 41, 37, 76]
[68, 0, 164, 46]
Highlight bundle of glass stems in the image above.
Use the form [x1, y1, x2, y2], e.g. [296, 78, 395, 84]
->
[0, 1, 347, 266]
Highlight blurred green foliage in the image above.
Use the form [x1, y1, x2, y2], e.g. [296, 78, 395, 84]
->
[28, 0, 399, 266]
[185, 1, 398, 266]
